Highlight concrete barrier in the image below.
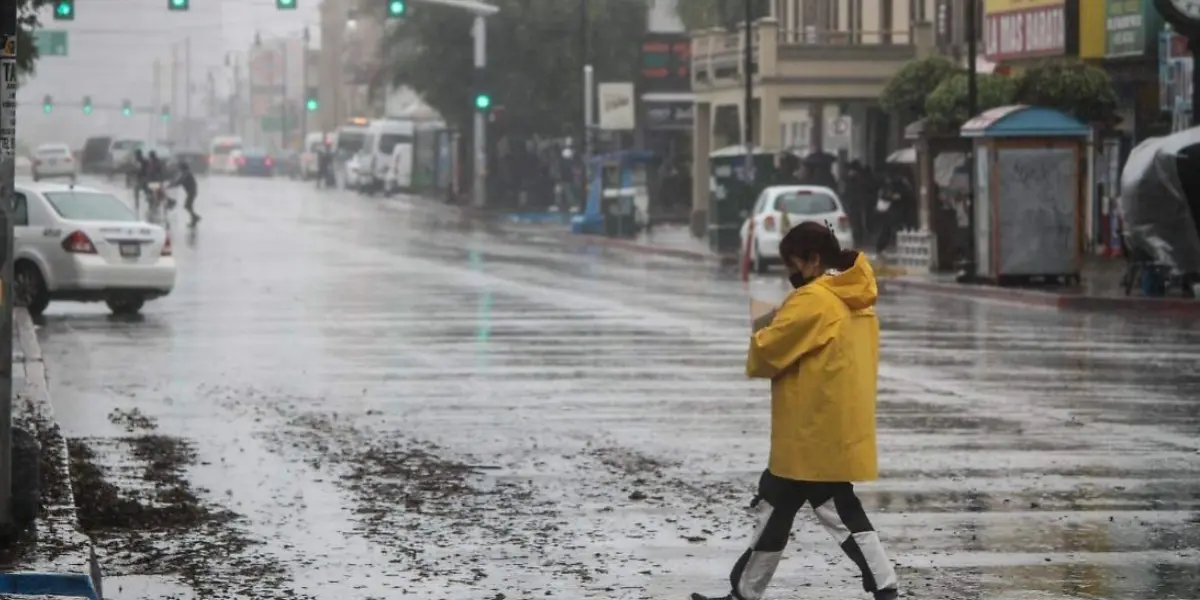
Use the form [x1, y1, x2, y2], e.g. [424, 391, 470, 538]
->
[0, 309, 101, 600]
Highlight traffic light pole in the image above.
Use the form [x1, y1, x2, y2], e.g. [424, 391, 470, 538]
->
[408, 0, 497, 208]
[472, 15, 485, 208]
[0, 0, 17, 531]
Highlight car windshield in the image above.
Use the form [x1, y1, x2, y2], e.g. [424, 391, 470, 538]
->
[213, 142, 242, 154]
[243, 149, 268, 158]
[112, 140, 143, 151]
[36, 146, 70, 157]
[44, 191, 139, 222]
[775, 190, 839, 214]
[379, 133, 412, 154]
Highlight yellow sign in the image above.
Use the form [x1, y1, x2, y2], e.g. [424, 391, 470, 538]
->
[984, 0, 1064, 14]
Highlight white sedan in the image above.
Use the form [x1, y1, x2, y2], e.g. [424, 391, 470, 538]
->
[740, 185, 855, 273]
[13, 182, 176, 316]
[31, 143, 78, 182]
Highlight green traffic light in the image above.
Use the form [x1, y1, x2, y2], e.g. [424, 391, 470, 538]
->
[43, 105, 52, 114]
[53, 1, 73, 19]
[168, 0, 189, 10]
[83, 106, 92, 114]
[306, 98, 319, 112]
[161, 114, 169, 121]
[123, 109, 132, 117]
[388, 0, 405, 16]
[276, 0, 296, 9]
[474, 94, 491, 110]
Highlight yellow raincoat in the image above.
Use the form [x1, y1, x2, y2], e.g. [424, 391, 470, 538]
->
[745, 253, 879, 482]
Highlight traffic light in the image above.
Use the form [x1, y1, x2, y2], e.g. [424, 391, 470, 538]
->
[82, 96, 92, 114]
[52, 0, 74, 20]
[168, 0, 189, 11]
[276, 0, 297, 9]
[52, 0, 73, 20]
[474, 93, 491, 111]
[387, 0, 406, 18]
[161, 104, 170, 121]
[305, 88, 319, 112]
[42, 95, 52, 114]
[122, 100, 133, 117]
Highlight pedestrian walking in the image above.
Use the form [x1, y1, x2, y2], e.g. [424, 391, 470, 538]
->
[691, 221, 899, 600]
[169, 160, 200, 226]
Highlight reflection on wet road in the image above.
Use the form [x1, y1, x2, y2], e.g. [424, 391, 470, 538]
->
[37, 175, 1200, 599]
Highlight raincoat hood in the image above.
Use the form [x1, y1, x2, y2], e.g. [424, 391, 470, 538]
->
[813, 252, 877, 312]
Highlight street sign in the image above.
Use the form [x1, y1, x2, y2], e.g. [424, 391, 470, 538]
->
[32, 30, 68, 57]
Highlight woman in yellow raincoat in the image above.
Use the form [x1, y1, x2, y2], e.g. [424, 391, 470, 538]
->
[692, 221, 898, 600]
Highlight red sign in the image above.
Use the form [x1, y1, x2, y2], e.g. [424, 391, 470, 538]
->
[984, 5, 1066, 61]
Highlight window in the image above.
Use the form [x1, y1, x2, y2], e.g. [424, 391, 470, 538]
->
[36, 146, 70, 157]
[753, 190, 771, 214]
[44, 191, 138, 222]
[378, 133, 413, 155]
[774, 190, 839, 214]
[12, 193, 27, 226]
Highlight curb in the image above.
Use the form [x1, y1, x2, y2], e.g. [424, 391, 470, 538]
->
[881, 276, 1200, 316]
[1, 308, 102, 600]
[550, 232, 739, 265]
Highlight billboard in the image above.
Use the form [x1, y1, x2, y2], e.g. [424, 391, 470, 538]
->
[638, 33, 690, 94]
[983, 0, 1066, 61]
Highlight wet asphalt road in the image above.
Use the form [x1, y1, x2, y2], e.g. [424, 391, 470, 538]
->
[34, 175, 1200, 599]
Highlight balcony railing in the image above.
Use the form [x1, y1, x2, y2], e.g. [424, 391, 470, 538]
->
[692, 18, 921, 86]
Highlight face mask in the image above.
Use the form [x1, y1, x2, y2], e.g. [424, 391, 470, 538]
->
[789, 272, 813, 289]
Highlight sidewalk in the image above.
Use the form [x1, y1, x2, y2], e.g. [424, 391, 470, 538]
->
[0, 309, 101, 599]
[879, 255, 1200, 316]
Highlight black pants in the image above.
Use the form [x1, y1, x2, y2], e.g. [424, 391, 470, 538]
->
[184, 192, 198, 219]
[728, 470, 897, 600]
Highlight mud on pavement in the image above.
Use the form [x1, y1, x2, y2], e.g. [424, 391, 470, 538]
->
[68, 408, 304, 599]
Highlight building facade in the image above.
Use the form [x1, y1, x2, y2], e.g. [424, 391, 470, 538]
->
[690, 0, 940, 224]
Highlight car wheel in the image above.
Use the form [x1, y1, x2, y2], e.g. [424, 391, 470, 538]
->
[15, 262, 50, 317]
[106, 297, 145, 315]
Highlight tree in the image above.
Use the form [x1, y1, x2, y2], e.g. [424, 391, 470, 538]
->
[1013, 60, 1118, 124]
[676, 0, 769, 31]
[878, 56, 957, 120]
[924, 72, 1017, 130]
[16, 0, 52, 76]
[383, 0, 648, 138]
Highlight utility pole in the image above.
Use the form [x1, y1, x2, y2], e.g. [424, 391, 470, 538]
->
[185, 37, 192, 148]
[171, 44, 179, 143]
[281, 39, 288, 151]
[152, 59, 162, 143]
[0, 0, 18, 530]
[742, 0, 753, 182]
[963, 0, 979, 280]
[581, 0, 590, 183]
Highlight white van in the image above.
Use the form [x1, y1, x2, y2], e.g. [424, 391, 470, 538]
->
[360, 119, 415, 192]
[332, 125, 368, 188]
[208, 136, 244, 174]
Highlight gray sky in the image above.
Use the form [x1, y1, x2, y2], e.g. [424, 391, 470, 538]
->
[18, 0, 320, 148]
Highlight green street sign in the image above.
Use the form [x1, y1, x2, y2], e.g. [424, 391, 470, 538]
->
[32, 30, 69, 57]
